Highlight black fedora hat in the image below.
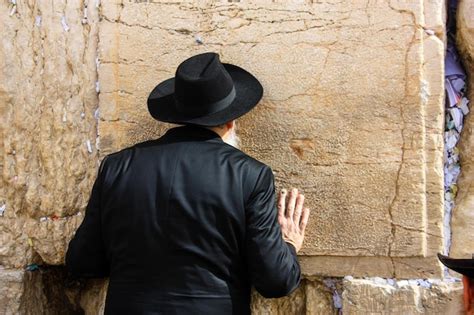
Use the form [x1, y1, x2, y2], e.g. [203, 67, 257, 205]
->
[147, 52, 263, 126]
[438, 253, 474, 278]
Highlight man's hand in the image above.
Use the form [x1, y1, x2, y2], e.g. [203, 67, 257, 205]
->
[277, 188, 310, 253]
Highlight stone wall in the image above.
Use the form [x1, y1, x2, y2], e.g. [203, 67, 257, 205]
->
[0, 0, 473, 314]
[1, 0, 100, 269]
[99, 0, 446, 278]
[451, 0, 474, 260]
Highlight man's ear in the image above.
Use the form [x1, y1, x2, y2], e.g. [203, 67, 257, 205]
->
[225, 120, 235, 131]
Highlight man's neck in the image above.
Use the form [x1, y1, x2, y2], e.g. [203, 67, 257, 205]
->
[206, 126, 227, 139]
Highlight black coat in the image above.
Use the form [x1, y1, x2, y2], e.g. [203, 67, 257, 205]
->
[65, 125, 301, 314]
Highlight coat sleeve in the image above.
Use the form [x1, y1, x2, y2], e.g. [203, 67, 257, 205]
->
[244, 165, 301, 298]
[65, 157, 110, 279]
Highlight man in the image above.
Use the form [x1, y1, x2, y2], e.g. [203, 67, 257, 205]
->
[66, 52, 310, 314]
[438, 254, 474, 315]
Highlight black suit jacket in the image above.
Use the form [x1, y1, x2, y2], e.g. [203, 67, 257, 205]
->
[65, 125, 301, 314]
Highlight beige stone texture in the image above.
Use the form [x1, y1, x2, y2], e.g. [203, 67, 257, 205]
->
[1, 0, 100, 268]
[24, 215, 84, 265]
[251, 279, 336, 314]
[64, 277, 463, 315]
[300, 256, 445, 279]
[2, 0, 470, 313]
[61, 278, 336, 315]
[98, 0, 445, 277]
[0, 269, 27, 315]
[342, 278, 464, 315]
[0, 267, 79, 315]
[451, 0, 474, 261]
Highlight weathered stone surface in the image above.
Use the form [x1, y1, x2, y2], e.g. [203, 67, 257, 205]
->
[24, 215, 83, 265]
[251, 285, 307, 315]
[1, 0, 468, 313]
[251, 279, 336, 314]
[342, 278, 463, 314]
[451, 0, 474, 261]
[63, 277, 463, 315]
[0, 1, 100, 267]
[65, 278, 335, 315]
[78, 279, 109, 315]
[300, 256, 445, 279]
[97, 0, 445, 276]
[0, 269, 26, 315]
[0, 267, 78, 315]
[0, 217, 34, 269]
[457, 0, 474, 55]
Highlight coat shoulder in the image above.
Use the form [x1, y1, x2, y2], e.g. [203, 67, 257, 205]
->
[220, 143, 271, 173]
[98, 139, 157, 167]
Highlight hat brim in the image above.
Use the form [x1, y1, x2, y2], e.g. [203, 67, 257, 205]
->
[147, 64, 263, 126]
[438, 253, 474, 278]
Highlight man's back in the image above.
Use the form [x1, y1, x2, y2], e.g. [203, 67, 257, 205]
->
[67, 125, 301, 314]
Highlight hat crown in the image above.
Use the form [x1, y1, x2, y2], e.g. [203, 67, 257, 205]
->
[174, 53, 235, 115]
[176, 52, 221, 81]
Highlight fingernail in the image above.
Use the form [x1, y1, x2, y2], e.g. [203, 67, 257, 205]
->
[281, 189, 287, 194]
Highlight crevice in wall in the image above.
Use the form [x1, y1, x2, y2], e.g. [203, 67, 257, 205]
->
[442, 0, 471, 266]
[94, 0, 102, 162]
[322, 278, 343, 314]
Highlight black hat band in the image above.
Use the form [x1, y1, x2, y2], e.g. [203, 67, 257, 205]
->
[175, 86, 236, 117]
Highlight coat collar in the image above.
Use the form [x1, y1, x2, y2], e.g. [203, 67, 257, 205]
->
[161, 125, 224, 143]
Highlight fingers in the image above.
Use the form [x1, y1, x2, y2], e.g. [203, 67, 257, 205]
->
[278, 189, 287, 223]
[293, 194, 304, 224]
[300, 207, 310, 233]
[287, 188, 298, 219]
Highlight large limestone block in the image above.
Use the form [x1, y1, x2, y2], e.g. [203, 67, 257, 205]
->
[342, 278, 463, 315]
[451, 0, 474, 259]
[0, 1, 100, 267]
[97, 0, 445, 277]
[300, 256, 445, 279]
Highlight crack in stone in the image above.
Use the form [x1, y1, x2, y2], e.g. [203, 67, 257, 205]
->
[101, 14, 153, 30]
[388, 0, 420, 29]
[390, 257, 397, 278]
[385, 0, 420, 259]
[392, 223, 441, 238]
[101, 90, 133, 95]
[386, 102, 407, 258]
[308, 160, 403, 167]
[100, 117, 144, 128]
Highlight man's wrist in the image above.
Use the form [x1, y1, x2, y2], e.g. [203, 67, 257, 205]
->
[285, 241, 299, 254]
